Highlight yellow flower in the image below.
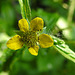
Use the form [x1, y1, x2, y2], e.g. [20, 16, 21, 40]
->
[7, 17, 54, 56]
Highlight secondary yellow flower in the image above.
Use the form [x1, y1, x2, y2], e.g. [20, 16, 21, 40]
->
[7, 17, 54, 56]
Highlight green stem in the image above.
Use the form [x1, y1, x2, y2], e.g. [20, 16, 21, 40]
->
[18, 0, 25, 19]
[18, 0, 31, 23]
[67, 0, 75, 25]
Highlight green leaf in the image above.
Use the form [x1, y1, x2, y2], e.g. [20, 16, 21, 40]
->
[51, 35, 75, 63]
[18, 0, 31, 23]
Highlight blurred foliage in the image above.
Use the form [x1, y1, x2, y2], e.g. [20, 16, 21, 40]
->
[0, 0, 75, 75]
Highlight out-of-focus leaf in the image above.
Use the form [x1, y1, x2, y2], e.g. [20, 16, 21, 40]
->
[63, 25, 75, 40]
[41, 0, 68, 17]
[66, 61, 75, 75]
[56, 17, 68, 29]
[37, 47, 64, 72]
[0, 2, 15, 35]
[22, 47, 35, 61]
[1, 3, 15, 25]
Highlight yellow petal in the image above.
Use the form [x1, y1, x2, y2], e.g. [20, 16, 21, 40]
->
[7, 35, 24, 50]
[38, 34, 54, 48]
[30, 17, 44, 31]
[18, 19, 29, 32]
[29, 45, 39, 56]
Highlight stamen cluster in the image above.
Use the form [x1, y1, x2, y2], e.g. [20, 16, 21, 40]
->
[22, 30, 38, 47]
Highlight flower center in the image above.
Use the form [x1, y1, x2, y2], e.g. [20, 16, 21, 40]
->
[22, 30, 38, 47]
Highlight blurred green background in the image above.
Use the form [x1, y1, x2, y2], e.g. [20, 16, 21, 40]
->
[0, 0, 75, 75]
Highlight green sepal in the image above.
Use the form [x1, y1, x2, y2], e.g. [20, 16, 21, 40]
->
[14, 30, 24, 36]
